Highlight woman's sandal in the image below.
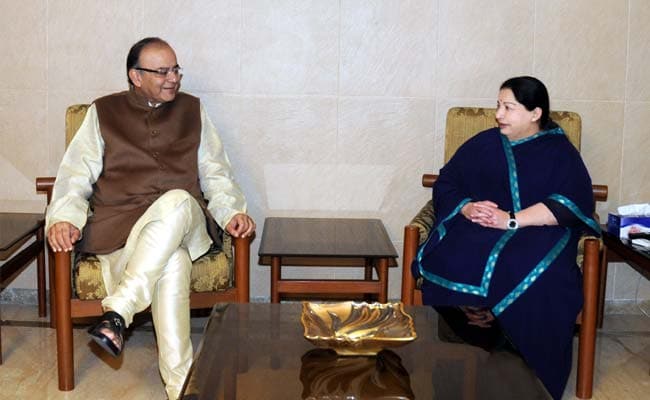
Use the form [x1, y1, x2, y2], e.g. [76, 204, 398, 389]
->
[88, 311, 125, 358]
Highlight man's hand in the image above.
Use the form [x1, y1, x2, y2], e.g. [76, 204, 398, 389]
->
[47, 222, 81, 252]
[226, 213, 256, 238]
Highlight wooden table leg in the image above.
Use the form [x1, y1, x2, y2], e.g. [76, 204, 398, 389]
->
[271, 256, 281, 303]
[37, 225, 46, 317]
[0, 307, 3, 364]
[377, 258, 389, 303]
[364, 258, 373, 280]
[597, 245, 609, 328]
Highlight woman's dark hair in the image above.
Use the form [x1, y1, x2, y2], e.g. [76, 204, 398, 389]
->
[500, 76, 555, 129]
[126, 37, 169, 87]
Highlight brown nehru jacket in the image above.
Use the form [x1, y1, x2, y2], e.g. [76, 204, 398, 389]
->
[76, 90, 221, 255]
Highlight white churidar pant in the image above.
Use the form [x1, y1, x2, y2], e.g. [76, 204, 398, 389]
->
[98, 189, 212, 400]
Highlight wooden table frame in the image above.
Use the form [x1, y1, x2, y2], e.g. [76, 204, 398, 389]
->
[598, 228, 650, 326]
[258, 218, 398, 303]
[0, 213, 47, 364]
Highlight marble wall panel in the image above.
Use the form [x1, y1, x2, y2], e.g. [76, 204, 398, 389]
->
[237, 96, 338, 212]
[620, 103, 650, 204]
[241, 0, 339, 95]
[48, 0, 142, 92]
[535, 0, 627, 100]
[0, 0, 47, 90]
[337, 97, 434, 237]
[436, 0, 534, 99]
[338, 97, 434, 165]
[197, 93, 268, 235]
[46, 90, 110, 174]
[0, 90, 47, 210]
[626, 0, 650, 101]
[553, 100, 624, 218]
[143, 0, 241, 93]
[339, 0, 436, 97]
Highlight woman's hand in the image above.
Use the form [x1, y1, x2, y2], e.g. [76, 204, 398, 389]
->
[461, 201, 510, 230]
[462, 202, 558, 230]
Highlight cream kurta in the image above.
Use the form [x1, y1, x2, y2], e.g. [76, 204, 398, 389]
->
[46, 102, 247, 294]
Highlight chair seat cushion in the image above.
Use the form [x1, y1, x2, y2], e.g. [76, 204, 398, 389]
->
[74, 250, 232, 300]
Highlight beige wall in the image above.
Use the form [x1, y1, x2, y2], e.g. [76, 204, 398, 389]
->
[1, 0, 649, 304]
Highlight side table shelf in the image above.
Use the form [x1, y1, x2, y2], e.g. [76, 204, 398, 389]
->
[0, 213, 48, 364]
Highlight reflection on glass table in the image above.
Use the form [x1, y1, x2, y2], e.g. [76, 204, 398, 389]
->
[179, 303, 550, 399]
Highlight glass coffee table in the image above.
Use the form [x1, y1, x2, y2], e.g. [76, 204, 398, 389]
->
[179, 303, 550, 399]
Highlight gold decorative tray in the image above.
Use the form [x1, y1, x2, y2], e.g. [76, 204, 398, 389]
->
[300, 301, 417, 356]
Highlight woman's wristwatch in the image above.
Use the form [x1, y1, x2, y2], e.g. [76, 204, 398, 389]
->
[507, 211, 519, 230]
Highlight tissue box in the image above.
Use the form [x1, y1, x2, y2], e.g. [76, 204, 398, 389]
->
[607, 213, 650, 239]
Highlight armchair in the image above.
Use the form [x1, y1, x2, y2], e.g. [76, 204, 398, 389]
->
[400, 107, 607, 399]
[36, 104, 251, 391]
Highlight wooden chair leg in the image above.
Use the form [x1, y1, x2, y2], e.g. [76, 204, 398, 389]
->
[54, 250, 74, 391]
[401, 226, 419, 306]
[577, 238, 599, 399]
[233, 236, 250, 303]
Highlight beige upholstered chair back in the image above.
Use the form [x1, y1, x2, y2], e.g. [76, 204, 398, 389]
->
[444, 107, 582, 163]
[65, 104, 91, 147]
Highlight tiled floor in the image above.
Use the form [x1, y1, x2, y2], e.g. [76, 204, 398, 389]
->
[0, 304, 648, 400]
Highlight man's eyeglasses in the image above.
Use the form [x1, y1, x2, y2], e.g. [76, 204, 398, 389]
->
[134, 65, 183, 78]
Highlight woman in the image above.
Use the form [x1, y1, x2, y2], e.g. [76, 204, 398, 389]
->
[412, 76, 600, 399]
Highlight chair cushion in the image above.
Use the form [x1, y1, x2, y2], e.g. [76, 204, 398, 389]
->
[410, 199, 435, 246]
[73, 235, 233, 300]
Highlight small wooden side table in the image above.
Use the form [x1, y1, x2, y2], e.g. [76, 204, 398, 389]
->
[258, 217, 398, 303]
[0, 213, 47, 364]
[598, 228, 650, 327]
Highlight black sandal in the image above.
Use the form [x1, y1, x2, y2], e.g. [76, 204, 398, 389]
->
[88, 311, 125, 357]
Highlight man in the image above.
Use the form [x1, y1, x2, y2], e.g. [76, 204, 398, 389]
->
[46, 37, 255, 399]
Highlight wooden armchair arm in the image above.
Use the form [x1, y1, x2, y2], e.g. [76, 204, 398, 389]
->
[36, 177, 55, 204]
[422, 174, 438, 188]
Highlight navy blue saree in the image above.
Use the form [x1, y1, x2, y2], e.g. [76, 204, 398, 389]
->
[413, 127, 600, 399]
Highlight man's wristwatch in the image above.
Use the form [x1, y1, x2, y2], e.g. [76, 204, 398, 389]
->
[507, 211, 519, 230]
